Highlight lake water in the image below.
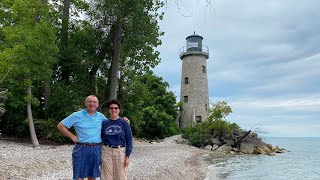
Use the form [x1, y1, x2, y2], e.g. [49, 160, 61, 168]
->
[206, 137, 320, 180]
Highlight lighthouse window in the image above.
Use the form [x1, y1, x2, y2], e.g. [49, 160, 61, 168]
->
[187, 41, 198, 48]
[196, 116, 202, 122]
[202, 65, 206, 73]
[185, 77, 189, 84]
[205, 104, 208, 111]
[184, 96, 188, 103]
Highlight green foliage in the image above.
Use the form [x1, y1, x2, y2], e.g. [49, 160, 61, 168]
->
[0, 0, 58, 141]
[0, 90, 6, 116]
[137, 106, 176, 139]
[0, 0, 178, 143]
[13, 118, 71, 143]
[182, 122, 210, 147]
[121, 71, 179, 139]
[175, 101, 184, 112]
[0, 0, 58, 87]
[209, 119, 232, 139]
[182, 101, 242, 147]
[16, 118, 29, 138]
[207, 101, 232, 121]
[24, 95, 40, 107]
[49, 82, 87, 120]
[34, 119, 70, 143]
[0, 86, 26, 135]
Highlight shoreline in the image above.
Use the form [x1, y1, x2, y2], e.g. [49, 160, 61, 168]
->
[0, 138, 227, 180]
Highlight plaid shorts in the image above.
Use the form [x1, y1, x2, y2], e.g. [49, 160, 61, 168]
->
[72, 143, 101, 179]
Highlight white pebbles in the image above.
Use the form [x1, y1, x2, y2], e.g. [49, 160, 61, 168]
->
[0, 139, 212, 180]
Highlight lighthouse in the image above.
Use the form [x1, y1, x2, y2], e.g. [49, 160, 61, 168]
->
[179, 33, 210, 127]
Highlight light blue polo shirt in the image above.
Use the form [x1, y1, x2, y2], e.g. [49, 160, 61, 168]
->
[62, 109, 107, 143]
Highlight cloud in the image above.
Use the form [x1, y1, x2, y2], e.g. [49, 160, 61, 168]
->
[154, 0, 320, 137]
[262, 124, 320, 137]
[227, 96, 320, 111]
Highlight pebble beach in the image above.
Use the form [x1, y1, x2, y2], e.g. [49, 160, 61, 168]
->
[0, 137, 224, 180]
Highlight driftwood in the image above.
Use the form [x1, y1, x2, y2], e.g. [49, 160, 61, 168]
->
[232, 130, 251, 149]
[209, 129, 253, 151]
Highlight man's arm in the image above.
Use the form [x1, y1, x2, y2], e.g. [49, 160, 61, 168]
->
[57, 122, 78, 143]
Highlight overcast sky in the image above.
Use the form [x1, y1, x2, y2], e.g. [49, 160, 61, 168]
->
[153, 0, 320, 137]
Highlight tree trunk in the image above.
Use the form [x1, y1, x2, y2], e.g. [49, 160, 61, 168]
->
[233, 130, 251, 149]
[40, 0, 51, 117]
[117, 70, 124, 110]
[109, 17, 122, 99]
[60, 0, 70, 81]
[27, 85, 40, 148]
[88, 66, 99, 95]
[61, 0, 70, 48]
[43, 79, 51, 116]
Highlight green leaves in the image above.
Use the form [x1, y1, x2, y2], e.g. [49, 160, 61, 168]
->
[121, 71, 179, 139]
[208, 101, 232, 121]
[0, 0, 176, 142]
[182, 101, 242, 147]
[0, 0, 58, 142]
[24, 93, 40, 106]
[1, 3, 58, 81]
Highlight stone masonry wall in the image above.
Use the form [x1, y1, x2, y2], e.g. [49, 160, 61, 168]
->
[180, 53, 209, 127]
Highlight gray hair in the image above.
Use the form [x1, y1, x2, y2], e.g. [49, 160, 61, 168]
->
[85, 95, 98, 102]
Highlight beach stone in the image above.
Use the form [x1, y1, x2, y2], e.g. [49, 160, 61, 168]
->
[212, 144, 219, 150]
[240, 143, 255, 154]
[216, 144, 232, 152]
[203, 145, 212, 150]
[0, 138, 216, 180]
[211, 137, 220, 145]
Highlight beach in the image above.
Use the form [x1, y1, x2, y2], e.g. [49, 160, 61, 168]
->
[0, 137, 225, 180]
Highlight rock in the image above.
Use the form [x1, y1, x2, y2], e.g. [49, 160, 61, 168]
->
[267, 152, 276, 156]
[239, 143, 255, 154]
[212, 144, 219, 151]
[215, 144, 232, 153]
[211, 137, 220, 145]
[272, 145, 288, 153]
[149, 140, 158, 144]
[203, 145, 212, 150]
[253, 147, 264, 154]
[231, 148, 239, 152]
[229, 151, 237, 155]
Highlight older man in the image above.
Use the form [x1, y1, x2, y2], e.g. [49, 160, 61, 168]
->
[57, 95, 106, 180]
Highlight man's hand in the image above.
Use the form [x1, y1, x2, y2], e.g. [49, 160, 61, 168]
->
[123, 117, 130, 124]
[71, 135, 78, 143]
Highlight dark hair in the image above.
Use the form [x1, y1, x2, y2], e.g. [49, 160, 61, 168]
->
[106, 99, 121, 109]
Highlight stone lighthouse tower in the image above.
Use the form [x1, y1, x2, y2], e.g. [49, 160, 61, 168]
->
[179, 33, 209, 127]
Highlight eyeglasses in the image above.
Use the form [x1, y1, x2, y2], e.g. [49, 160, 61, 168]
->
[109, 107, 119, 110]
[86, 100, 98, 104]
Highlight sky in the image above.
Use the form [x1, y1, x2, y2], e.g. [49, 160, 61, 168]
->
[153, 0, 320, 137]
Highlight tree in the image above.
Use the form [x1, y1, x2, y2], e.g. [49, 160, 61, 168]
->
[0, 90, 6, 116]
[0, 0, 170, 143]
[0, 0, 58, 147]
[121, 71, 179, 139]
[207, 101, 232, 121]
[0, 69, 9, 116]
[92, 0, 164, 100]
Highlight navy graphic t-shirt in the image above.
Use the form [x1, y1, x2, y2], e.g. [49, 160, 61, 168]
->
[101, 118, 133, 157]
